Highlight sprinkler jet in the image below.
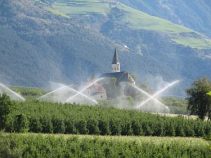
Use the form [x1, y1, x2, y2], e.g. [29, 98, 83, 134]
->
[39, 78, 104, 104]
[130, 84, 167, 109]
[0, 83, 25, 101]
[65, 78, 104, 103]
[137, 80, 180, 109]
[131, 80, 180, 111]
[65, 86, 98, 104]
[39, 84, 98, 104]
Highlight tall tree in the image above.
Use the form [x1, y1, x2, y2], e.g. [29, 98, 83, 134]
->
[186, 78, 211, 120]
[0, 94, 13, 129]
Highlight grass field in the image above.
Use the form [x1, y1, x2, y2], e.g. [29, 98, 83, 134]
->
[1, 133, 210, 146]
[0, 133, 210, 158]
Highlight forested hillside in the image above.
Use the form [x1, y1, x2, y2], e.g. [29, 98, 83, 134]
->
[122, 0, 211, 37]
[0, 0, 211, 95]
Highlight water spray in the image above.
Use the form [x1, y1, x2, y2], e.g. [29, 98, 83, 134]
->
[0, 83, 25, 101]
[130, 84, 168, 109]
[137, 80, 180, 109]
[65, 86, 98, 104]
[38, 85, 67, 100]
[38, 80, 101, 104]
[65, 78, 104, 103]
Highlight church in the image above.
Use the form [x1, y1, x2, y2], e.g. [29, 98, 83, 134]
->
[101, 49, 135, 84]
[86, 49, 135, 100]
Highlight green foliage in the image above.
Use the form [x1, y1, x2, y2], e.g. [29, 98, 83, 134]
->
[47, 0, 211, 49]
[65, 120, 77, 134]
[13, 114, 29, 133]
[98, 120, 110, 135]
[131, 120, 143, 136]
[110, 120, 121, 135]
[87, 119, 100, 135]
[162, 97, 188, 114]
[52, 118, 65, 133]
[12, 87, 45, 100]
[75, 120, 88, 134]
[40, 117, 53, 133]
[0, 133, 210, 158]
[0, 94, 13, 129]
[29, 117, 42, 132]
[2, 100, 211, 137]
[187, 78, 211, 120]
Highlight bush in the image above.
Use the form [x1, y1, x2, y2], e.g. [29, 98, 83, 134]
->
[110, 120, 121, 135]
[40, 117, 53, 133]
[121, 122, 133, 135]
[65, 120, 77, 134]
[75, 120, 88, 134]
[0, 94, 13, 129]
[87, 119, 100, 135]
[14, 114, 29, 132]
[98, 120, 110, 135]
[29, 118, 42, 132]
[52, 118, 65, 133]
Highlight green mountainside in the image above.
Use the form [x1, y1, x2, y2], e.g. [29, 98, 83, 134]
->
[46, 0, 211, 49]
[122, 0, 211, 37]
[0, 0, 211, 95]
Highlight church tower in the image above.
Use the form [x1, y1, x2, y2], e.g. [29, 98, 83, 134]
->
[112, 49, 120, 72]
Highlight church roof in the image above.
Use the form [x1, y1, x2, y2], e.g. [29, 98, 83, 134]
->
[112, 49, 119, 64]
[101, 71, 135, 83]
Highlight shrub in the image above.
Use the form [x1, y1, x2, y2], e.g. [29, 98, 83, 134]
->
[0, 94, 13, 129]
[98, 120, 110, 135]
[52, 118, 65, 133]
[75, 120, 88, 134]
[14, 114, 29, 132]
[40, 117, 53, 133]
[29, 118, 42, 133]
[87, 119, 100, 135]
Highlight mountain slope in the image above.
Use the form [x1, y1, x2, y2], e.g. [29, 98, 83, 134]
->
[45, 0, 211, 49]
[122, 0, 211, 37]
[0, 0, 211, 95]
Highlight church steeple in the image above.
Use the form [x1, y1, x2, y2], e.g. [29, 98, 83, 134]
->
[112, 49, 120, 72]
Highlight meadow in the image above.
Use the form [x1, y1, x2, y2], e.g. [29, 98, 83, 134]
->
[0, 133, 210, 158]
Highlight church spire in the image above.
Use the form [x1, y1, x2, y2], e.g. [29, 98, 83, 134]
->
[112, 48, 119, 64]
[112, 48, 120, 72]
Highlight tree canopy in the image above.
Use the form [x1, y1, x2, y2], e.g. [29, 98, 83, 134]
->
[0, 94, 13, 129]
[187, 78, 211, 120]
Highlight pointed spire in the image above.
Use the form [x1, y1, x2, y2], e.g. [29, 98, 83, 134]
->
[112, 48, 119, 64]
